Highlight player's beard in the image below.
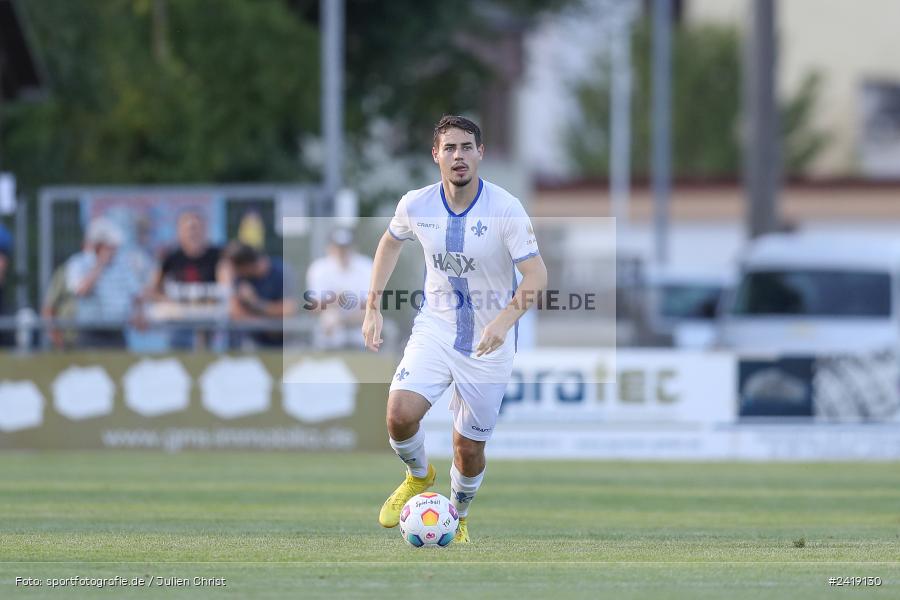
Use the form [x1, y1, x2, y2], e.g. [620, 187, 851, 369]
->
[450, 175, 473, 187]
[450, 169, 472, 187]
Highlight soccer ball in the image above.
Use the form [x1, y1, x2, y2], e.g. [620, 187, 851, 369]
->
[398, 492, 459, 548]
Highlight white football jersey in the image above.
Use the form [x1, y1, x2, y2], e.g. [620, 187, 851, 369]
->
[388, 178, 539, 357]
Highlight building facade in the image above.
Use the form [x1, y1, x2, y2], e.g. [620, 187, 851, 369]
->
[688, 0, 900, 177]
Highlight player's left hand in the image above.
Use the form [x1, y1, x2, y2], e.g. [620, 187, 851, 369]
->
[475, 321, 507, 357]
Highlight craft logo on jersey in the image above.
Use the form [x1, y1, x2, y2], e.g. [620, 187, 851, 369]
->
[471, 220, 487, 237]
[432, 252, 476, 276]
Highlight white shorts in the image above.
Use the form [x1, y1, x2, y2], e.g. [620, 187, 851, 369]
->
[389, 328, 513, 442]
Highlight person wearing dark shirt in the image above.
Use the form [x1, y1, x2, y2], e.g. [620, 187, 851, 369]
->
[160, 246, 221, 284]
[151, 211, 225, 294]
[0, 223, 11, 346]
[0, 222, 10, 317]
[227, 243, 296, 347]
[149, 211, 227, 349]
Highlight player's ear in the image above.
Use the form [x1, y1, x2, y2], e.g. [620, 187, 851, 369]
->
[431, 146, 439, 164]
[478, 144, 485, 159]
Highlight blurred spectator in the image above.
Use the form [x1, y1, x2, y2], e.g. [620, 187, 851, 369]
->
[65, 218, 142, 348]
[0, 221, 10, 316]
[0, 222, 11, 347]
[151, 210, 227, 296]
[42, 263, 77, 350]
[305, 228, 372, 349]
[149, 210, 228, 349]
[227, 243, 296, 347]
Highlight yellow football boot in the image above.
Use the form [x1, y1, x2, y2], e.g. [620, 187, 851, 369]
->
[454, 517, 470, 544]
[378, 464, 436, 528]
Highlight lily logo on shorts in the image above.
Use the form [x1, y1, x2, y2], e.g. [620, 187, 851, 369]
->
[471, 220, 487, 237]
[395, 368, 409, 381]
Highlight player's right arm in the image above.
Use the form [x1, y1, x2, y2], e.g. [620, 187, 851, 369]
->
[362, 231, 405, 351]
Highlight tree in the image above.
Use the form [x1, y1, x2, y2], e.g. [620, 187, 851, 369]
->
[565, 20, 829, 178]
[2, 0, 320, 189]
[286, 0, 581, 213]
[289, 0, 579, 153]
[2, 0, 579, 191]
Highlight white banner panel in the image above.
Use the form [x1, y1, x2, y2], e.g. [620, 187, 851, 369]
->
[417, 348, 900, 460]
[423, 349, 736, 427]
[424, 424, 900, 461]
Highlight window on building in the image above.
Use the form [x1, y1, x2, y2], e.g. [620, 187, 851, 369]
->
[859, 80, 900, 178]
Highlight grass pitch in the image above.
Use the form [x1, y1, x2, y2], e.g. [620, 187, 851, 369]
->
[1, 452, 898, 599]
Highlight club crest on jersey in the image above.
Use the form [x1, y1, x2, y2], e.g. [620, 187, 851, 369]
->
[432, 252, 476, 276]
[471, 220, 487, 237]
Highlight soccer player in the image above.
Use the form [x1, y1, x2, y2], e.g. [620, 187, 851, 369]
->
[362, 115, 547, 543]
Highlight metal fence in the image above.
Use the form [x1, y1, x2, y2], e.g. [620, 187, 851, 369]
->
[0, 314, 399, 354]
[38, 183, 320, 305]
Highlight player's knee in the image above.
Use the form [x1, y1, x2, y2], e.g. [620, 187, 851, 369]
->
[385, 403, 420, 437]
[454, 439, 484, 468]
[386, 392, 429, 437]
[386, 410, 415, 436]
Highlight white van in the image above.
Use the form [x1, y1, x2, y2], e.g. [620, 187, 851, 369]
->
[716, 233, 900, 354]
[643, 267, 733, 348]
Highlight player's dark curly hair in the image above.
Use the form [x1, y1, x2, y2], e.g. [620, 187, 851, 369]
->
[433, 115, 482, 148]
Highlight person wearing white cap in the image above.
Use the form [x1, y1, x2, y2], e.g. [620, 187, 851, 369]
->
[64, 217, 142, 347]
[305, 228, 373, 349]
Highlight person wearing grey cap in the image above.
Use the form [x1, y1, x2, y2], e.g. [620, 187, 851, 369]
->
[64, 217, 142, 348]
[305, 228, 373, 349]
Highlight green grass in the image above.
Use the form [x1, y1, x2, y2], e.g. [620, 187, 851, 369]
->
[0, 452, 899, 599]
